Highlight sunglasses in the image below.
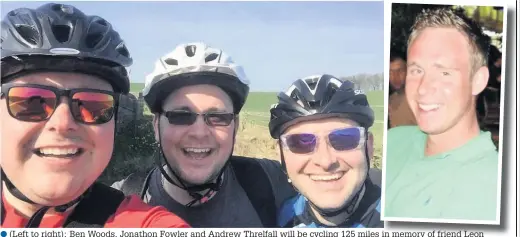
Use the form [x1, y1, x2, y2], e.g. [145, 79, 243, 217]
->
[164, 110, 235, 126]
[1, 83, 117, 125]
[280, 127, 365, 154]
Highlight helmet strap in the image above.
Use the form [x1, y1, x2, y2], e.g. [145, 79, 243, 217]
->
[155, 116, 236, 206]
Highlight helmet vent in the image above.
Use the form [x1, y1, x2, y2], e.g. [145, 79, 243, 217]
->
[85, 33, 102, 48]
[116, 42, 130, 58]
[307, 81, 318, 91]
[185, 45, 196, 57]
[94, 18, 108, 27]
[164, 58, 178, 65]
[51, 24, 71, 43]
[205, 53, 218, 62]
[15, 24, 39, 46]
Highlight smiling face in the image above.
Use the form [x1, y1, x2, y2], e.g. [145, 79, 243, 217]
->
[1, 72, 115, 206]
[405, 27, 488, 135]
[154, 84, 237, 186]
[281, 117, 373, 211]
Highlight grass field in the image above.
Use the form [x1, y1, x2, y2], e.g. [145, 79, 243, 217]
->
[129, 83, 384, 168]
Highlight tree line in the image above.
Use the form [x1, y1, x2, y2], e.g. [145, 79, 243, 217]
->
[340, 73, 384, 92]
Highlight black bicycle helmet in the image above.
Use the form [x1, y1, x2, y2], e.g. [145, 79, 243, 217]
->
[1, 2, 132, 93]
[269, 74, 374, 139]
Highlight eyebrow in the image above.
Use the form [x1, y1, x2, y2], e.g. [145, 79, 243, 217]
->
[407, 62, 422, 68]
[433, 63, 460, 71]
[407, 62, 460, 71]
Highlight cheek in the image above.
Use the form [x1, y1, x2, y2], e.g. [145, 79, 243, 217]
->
[90, 122, 115, 162]
[213, 127, 234, 148]
[282, 152, 307, 175]
[159, 124, 185, 146]
[341, 151, 367, 170]
[405, 82, 418, 102]
[1, 117, 40, 163]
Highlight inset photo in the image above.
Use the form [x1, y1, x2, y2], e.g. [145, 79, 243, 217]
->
[382, 2, 506, 225]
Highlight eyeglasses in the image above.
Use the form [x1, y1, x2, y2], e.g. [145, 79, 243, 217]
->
[1, 83, 117, 125]
[164, 110, 235, 126]
[280, 127, 365, 154]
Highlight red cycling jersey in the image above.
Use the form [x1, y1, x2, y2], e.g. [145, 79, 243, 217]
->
[1, 194, 190, 228]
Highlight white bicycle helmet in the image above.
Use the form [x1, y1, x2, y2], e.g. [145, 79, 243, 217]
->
[142, 42, 250, 113]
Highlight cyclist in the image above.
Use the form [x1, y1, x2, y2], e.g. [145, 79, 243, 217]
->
[269, 74, 383, 228]
[112, 42, 296, 227]
[1, 3, 189, 228]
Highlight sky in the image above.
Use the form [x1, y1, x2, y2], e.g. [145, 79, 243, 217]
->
[1, 1, 384, 92]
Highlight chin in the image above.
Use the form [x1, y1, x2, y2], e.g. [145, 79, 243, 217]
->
[309, 198, 349, 212]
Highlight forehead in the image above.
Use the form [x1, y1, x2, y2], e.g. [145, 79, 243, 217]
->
[163, 84, 234, 112]
[390, 59, 406, 68]
[284, 117, 359, 134]
[5, 71, 113, 91]
[408, 27, 471, 66]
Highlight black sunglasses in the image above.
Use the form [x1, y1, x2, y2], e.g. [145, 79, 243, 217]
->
[0, 83, 118, 125]
[163, 110, 236, 126]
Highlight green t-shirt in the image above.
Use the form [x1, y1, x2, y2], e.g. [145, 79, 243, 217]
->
[384, 126, 499, 222]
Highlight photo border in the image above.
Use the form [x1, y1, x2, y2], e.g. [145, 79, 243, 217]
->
[381, 0, 509, 226]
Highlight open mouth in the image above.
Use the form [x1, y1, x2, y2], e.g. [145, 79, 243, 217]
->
[34, 147, 84, 158]
[182, 147, 214, 159]
[418, 103, 441, 112]
[309, 172, 345, 182]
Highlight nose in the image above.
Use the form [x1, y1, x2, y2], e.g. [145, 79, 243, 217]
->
[186, 114, 211, 138]
[310, 139, 339, 171]
[45, 97, 79, 133]
[417, 71, 438, 97]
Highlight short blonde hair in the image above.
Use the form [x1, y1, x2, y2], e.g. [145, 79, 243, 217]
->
[407, 8, 490, 74]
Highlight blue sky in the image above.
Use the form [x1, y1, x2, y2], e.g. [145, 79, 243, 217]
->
[1, 1, 384, 92]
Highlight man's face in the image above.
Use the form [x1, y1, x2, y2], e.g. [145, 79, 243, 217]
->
[1, 72, 115, 206]
[281, 118, 372, 211]
[390, 58, 407, 90]
[154, 84, 237, 186]
[406, 27, 487, 135]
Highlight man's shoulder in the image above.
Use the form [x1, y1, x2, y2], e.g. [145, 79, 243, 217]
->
[231, 156, 283, 176]
[104, 195, 190, 228]
[388, 125, 421, 135]
[388, 126, 423, 142]
[277, 194, 306, 227]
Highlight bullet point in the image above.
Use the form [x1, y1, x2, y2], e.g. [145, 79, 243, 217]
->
[1, 231, 7, 237]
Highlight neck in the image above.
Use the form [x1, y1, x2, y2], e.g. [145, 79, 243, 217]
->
[2, 183, 74, 218]
[311, 184, 366, 226]
[161, 166, 221, 206]
[425, 109, 480, 156]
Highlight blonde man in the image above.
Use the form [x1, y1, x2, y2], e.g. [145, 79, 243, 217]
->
[384, 8, 498, 222]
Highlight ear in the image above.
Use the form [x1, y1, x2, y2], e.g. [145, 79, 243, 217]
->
[152, 113, 160, 141]
[367, 132, 374, 163]
[471, 66, 489, 96]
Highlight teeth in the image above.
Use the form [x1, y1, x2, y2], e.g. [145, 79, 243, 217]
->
[309, 173, 343, 181]
[419, 104, 440, 111]
[39, 148, 79, 155]
[184, 148, 211, 153]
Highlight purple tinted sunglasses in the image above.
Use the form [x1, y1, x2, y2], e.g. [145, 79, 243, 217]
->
[280, 127, 365, 154]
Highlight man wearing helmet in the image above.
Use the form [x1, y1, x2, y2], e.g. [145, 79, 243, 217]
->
[1, 3, 189, 228]
[270, 75, 383, 228]
[384, 8, 498, 221]
[112, 42, 296, 227]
